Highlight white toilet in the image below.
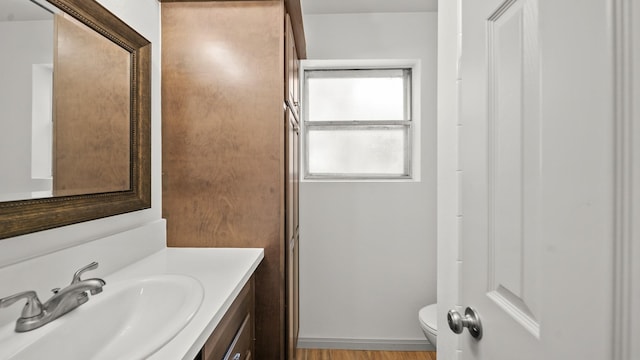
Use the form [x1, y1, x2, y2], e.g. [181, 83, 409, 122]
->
[419, 304, 437, 347]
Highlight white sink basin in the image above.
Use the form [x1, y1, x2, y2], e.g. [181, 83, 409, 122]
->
[0, 274, 204, 359]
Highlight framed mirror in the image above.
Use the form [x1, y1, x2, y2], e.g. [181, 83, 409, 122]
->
[0, 0, 151, 239]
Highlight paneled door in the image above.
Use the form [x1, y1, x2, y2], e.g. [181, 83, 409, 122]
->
[456, 0, 616, 359]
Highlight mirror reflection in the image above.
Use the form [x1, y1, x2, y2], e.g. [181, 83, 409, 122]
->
[0, 0, 131, 202]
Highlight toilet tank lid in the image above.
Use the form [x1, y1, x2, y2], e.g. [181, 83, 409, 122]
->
[419, 304, 437, 330]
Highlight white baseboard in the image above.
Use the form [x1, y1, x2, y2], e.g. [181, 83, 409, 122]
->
[297, 338, 435, 352]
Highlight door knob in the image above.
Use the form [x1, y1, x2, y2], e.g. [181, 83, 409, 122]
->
[447, 307, 483, 340]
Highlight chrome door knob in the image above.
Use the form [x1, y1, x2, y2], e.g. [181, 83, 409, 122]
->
[447, 307, 483, 340]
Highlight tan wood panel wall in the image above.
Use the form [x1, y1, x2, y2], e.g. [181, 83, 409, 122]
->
[161, 2, 286, 358]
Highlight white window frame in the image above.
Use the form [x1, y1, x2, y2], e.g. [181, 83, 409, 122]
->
[300, 59, 421, 182]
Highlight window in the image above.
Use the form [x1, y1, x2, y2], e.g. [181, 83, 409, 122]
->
[303, 65, 417, 180]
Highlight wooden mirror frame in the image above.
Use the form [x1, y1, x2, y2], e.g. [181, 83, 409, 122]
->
[0, 0, 151, 239]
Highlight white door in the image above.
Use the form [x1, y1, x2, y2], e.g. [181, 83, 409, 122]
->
[456, 0, 615, 359]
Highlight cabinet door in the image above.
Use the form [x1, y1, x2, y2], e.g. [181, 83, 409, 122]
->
[292, 111, 300, 355]
[292, 33, 300, 115]
[293, 114, 299, 237]
[285, 14, 300, 116]
[285, 107, 300, 360]
[202, 278, 254, 360]
[285, 106, 300, 246]
[285, 109, 295, 244]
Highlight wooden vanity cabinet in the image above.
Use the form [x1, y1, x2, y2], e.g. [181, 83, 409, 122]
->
[195, 277, 255, 360]
[161, 1, 305, 359]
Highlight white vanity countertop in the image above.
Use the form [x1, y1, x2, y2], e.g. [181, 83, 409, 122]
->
[0, 222, 260, 359]
[106, 247, 264, 360]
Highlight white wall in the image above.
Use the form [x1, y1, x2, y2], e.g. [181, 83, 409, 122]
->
[0, 0, 162, 268]
[0, 20, 52, 196]
[299, 12, 437, 348]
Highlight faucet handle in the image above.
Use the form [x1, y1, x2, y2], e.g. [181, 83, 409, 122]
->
[71, 261, 99, 284]
[0, 291, 44, 318]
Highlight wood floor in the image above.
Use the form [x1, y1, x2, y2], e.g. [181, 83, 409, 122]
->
[295, 349, 437, 360]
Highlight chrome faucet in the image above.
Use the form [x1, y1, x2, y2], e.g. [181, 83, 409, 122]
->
[0, 262, 106, 332]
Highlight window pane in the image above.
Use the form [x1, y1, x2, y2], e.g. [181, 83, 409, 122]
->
[307, 127, 408, 176]
[307, 70, 409, 121]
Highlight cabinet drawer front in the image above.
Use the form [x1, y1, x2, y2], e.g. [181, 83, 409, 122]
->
[223, 314, 251, 360]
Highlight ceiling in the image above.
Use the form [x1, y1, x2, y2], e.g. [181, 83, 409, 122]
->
[301, 0, 438, 14]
